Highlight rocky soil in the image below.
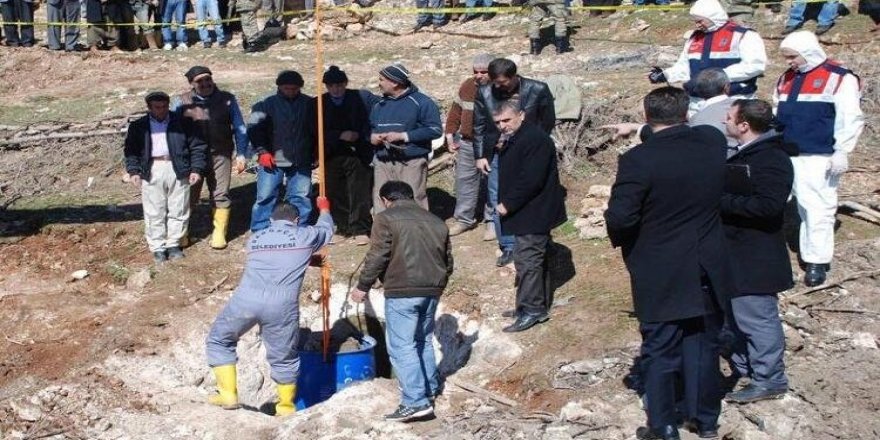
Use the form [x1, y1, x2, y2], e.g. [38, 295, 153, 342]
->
[1, 3, 879, 440]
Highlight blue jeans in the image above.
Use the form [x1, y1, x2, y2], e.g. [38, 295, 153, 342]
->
[195, 0, 225, 43]
[385, 296, 440, 407]
[161, 0, 187, 44]
[465, 0, 492, 13]
[416, 0, 447, 25]
[633, 0, 670, 5]
[788, 0, 838, 27]
[487, 155, 516, 252]
[250, 165, 312, 231]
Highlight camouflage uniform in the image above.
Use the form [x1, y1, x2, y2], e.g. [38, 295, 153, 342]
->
[237, 0, 260, 44]
[528, 0, 567, 39]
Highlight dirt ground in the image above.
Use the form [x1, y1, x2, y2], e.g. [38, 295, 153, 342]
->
[1, 4, 879, 440]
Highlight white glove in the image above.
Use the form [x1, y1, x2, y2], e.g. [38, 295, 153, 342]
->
[827, 151, 849, 176]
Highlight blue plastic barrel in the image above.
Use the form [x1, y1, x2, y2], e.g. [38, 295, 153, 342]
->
[295, 335, 377, 410]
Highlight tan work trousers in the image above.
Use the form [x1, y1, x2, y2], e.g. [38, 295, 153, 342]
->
[190, 155, 232, 209]
[373, 157, 429, 214]
[142, 161, 191, 252]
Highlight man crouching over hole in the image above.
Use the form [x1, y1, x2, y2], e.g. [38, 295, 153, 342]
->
[350, 181, 454, 422]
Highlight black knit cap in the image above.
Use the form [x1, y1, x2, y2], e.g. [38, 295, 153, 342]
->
[184, 65, 212, 82]
[379, 63, 411, 86]
[276, 70, 305, 87]
[144, 91, 170, 104]
[322, 65, 348, 84]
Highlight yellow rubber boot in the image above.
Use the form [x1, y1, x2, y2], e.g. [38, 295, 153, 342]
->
[208, 365, 240, 409]
[275, 383, 297, 416]
[211, 208, 230, 249]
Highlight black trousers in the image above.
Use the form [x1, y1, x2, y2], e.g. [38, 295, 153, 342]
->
[1, 0, 35, 45]
[639, 312, 722, 431]
[513, 234, 552, 315]
[326, 155, 373, 236]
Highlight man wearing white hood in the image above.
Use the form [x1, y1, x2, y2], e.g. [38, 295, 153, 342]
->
[649, 0, 766, 112]
[774, 31, 864, 287]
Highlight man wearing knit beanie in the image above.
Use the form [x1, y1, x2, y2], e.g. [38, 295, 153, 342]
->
[369, 63, 443, 213]
[445, 54, 494, 238]
[247, 70, 318, 231]
[321, 65, 374, 245]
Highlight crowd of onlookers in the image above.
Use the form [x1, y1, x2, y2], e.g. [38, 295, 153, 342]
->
[1, 0, 878, 53]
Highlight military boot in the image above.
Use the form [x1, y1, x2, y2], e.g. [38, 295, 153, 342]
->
[554, 36, 571, 54]
[529, 38, 542, 55]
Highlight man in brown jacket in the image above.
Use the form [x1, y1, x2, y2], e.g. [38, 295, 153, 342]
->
[351, 180, 454, 422]
[446, 53, 494, 238]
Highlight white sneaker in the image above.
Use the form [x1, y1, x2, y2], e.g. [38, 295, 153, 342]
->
[176, 43, 188, 51]
[162, 43, 173, 51]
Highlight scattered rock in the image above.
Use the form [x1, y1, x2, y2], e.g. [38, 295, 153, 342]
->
[419, 40, 434, 49]
[851, 332, 878, 350]
[126, 268, 152, 289]
[71, 269, 89, 281]
[574, 185, 611, 239]
[9, 399, 43, 422]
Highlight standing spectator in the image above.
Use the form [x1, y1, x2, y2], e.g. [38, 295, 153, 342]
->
[650, 0, 766, 112]
[86, 0, 124, 51]
[161, 0, 188, 50]
[859, 0, 880, 32]
[774, 31, 864, 286]
[412, 0, 447, 32]
[124, 92, 208, 263]
[605, 87, 731, 440]
[0, 0, 35, 47]
[473, 58, 555, 266]
[238, 0, 266, 52]
[350, 181, 454, 422]
[689, 68, 738, 148]
[368, 63, 443, 214]
[528, 0, 569, 55]
[195, 0, 226, 47]
[130, 0, 158, 50]
[493, 100, 566, 332]
[172, 66, 250, 250]
[721, 99, 795, 404]
[445, 53, 493, 237]
[248, 70, 317, 231]
[47, 0, 82, 51]
[205, 200, 333, 416]
[460, 0, 494, 23]
[320, 66, 374, 245]
[784, 0, 838, 35]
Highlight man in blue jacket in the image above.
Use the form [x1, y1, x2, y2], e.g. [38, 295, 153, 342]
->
[248, 70, 318, 231]
[368, 63, 443, 214]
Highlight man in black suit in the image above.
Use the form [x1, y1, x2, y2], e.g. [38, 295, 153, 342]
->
[605, 87, 732, 440]
[495, 100, 567, 333]
[720, 99, 795, 404]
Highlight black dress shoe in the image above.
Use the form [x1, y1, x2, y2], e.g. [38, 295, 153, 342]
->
[682, 420, 719, 439]
[636, 425, 681, 440]
[496, 250, 514, 267]
[725, 383, 786, 403]
[815, 23, 835, 35]
[804, 263, 826, 287]
[502, 313, 548, 333]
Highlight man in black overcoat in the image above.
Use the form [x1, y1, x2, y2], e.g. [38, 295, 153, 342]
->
[494, 100, 567, 333]
[720, 99, 795, 404]
[605, 87, 733, 440]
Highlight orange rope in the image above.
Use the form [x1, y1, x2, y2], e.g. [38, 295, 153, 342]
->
[314, 3, 331, 363]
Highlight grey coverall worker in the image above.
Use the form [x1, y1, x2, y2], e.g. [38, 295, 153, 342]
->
[205, 212, 333, 384]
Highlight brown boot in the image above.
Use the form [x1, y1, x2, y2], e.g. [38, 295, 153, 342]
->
[144, 33, 159, 50]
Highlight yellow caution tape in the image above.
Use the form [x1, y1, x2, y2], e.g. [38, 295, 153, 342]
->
[0, 0, 847, 28]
